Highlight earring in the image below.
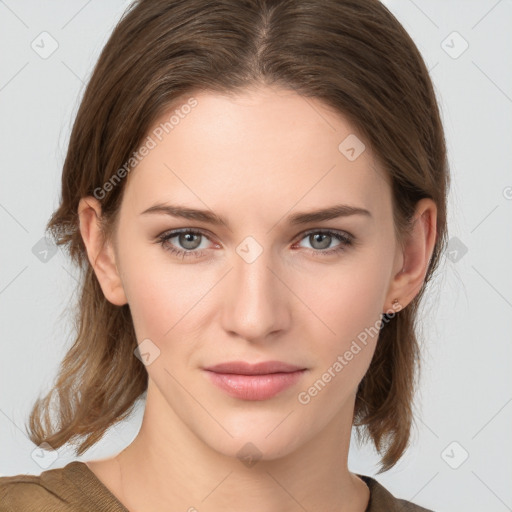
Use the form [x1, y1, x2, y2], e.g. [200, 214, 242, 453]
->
[382, 298, 400, 316]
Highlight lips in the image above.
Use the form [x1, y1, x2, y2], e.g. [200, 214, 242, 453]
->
[204, 360, 304, 375]
[203, 360, 307, 400]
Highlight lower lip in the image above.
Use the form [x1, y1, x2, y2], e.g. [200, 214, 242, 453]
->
[205, 370, 306, 401]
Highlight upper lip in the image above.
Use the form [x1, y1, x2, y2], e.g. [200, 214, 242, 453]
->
[204, 361, 305, 375]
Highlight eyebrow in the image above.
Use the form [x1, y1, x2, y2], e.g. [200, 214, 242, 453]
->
[140, 203, 372, 227]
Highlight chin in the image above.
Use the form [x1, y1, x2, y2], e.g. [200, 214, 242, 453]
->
[193, 414, 310, 464]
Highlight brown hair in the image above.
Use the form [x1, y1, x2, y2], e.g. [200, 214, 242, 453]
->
[26, 0, 449, 473]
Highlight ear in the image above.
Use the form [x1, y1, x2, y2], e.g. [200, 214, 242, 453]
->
[383, 198, 437, 314]
[78, 196, 127, 306]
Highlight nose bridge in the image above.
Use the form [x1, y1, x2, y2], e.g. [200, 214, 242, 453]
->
[222, 236, 288, 340]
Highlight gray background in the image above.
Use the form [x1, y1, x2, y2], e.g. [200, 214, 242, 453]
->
[1, 1, 511, 511]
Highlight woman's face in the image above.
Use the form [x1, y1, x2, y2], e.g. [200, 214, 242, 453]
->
[105, 86, 405, 459]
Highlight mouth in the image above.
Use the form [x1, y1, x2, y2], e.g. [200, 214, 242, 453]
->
[204, 360, 305, 375]
[203, 361, 307, 401]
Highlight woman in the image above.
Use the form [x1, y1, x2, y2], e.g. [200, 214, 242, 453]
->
[0, 0, 448, 510]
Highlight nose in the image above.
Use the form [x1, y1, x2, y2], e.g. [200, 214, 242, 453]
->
[221, 242, 291, 343]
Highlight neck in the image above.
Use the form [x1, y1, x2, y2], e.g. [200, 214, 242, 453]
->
[116, 380, 369, 512]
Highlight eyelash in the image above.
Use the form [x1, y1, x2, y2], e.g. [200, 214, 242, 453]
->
[156, 228, 354, 260]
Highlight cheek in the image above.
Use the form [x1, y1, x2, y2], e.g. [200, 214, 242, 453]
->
[125, 271, 186, 341]
[295, 267, 387, 411]
[296, 258, 389, 346]
[116, 239, 174, 338]
[291, 249, 392, 396]
[119, 242, 214, 344]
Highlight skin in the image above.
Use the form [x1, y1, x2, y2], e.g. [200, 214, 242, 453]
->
[79, 85, 437, 512]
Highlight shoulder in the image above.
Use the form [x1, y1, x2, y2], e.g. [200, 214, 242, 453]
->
[359, 474, 435, 512]
[0, 472, 65, 511]
[0, 461, 121, 512]
[0, 462, 84, 512]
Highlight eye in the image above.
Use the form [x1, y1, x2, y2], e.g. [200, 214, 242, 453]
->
[293, 229, 354, 257]
[157, 229, 215, 259]
[156, 228, 354, 260]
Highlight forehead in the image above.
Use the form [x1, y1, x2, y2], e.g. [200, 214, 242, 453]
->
[122, 86, 391, 221]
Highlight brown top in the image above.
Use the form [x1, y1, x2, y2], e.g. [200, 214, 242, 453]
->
[0, 461, 433, 511]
